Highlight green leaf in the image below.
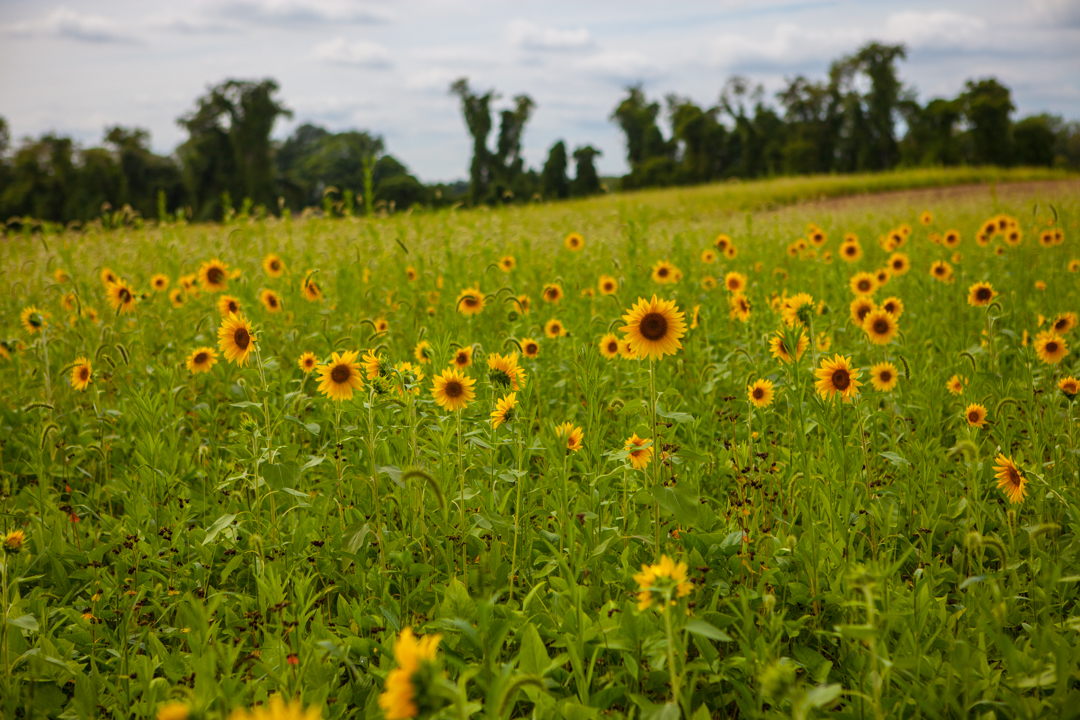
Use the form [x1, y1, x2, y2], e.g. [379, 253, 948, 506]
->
[879, 451, 911, 467]
[649, 484, 699, 526]
[7, 614, 39, 632]
[517, 623, 550, 676]
[684, 619, 732, 642]
[202, 513, 237, 545]
[261, 462, 299, 491]
[804, 684, 843, 708]
[284, 414, 320, 435]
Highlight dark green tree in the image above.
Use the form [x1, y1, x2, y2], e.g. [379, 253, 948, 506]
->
[960, 78, 1014, 166]
[1012, 115, 1055, 167]
[852, 42, 907, 169]
[450, 78, 495, 205]
[541, 140, 569, 200]
[570, 146, 602, 197]
[667, 96, 727, 183]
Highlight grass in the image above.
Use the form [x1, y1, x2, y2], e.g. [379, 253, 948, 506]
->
[0, 174, 1079, 720]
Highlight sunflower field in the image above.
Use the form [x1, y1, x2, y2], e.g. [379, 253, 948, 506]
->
[1, 179, 1080, 720]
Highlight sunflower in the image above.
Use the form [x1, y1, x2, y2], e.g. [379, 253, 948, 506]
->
[839, 239, 863, 262]
[946, 374, 965, 395]
[107, 280, 138, 314]
[849, 296, 876, 327]
[976, 232, 990, 247]
[1034, 331, 1068, 364]
[729, 293, 751, 322]
[545, 319, 567, 338]
[1059, 376, 1079, 399]
[993, 454, 1026, 504]
[1051, 312, 1078, 334]
[490, 393, 516, 429]
[229, 696, 321, 720]
[964, 403, 987, 429]
[981, 219, 998, 237]
[849, 272, 877, 295]
[598, 274, 618, 295]
[198, 259, 229, 292]
[298, 351, 318, 374]
[217, 295, 241, 317]
[405, 266, 418, 282]
[487, 352, 526, 390]
[169, 288, 186, 308]
[151, 274, 170, 292]
[373, 318, 389, 334]
[651, 261, 680, 285]
[1004, 228, 1022, 246]
[701, 275, 717, 290]
[617, 338, 637, 360]
[809, 228, 826, 246]
[302, 276, 323, 302]
[70, 357, 92, 391]
[724, 272, 747, 294]
[1069, 259, 1080, 273]
[941, 229, 960, 248]
[259, 289, 282, 313]
[599, 333, 620, 359]
[963, 282, 994, 307]
[888, 252, 910, 276]
[60, 292, 78, 312]
[565, 232, 584, 251]
[182, 346, 216, 375]
[1035, 281, 1046, 291]
[624, 434, 653, 470]
[457, 287, 485, 315]
[156, 702, 189, 720]
[869, 362, 899, 392]
[701, 249, 717, 264]
[875, 268, 891, 286]
[431, 368, 475, 412]
[54, 268, 70, 284]
[879, 296, 904, 319]
[633, 555, 692, 611]
[452, 346, 473, 369]
[862, 309, 899, 346]
[499, 255, 516, 272]
[556, 422, 584, 452]
[263, 254, 286, 277]
[816, 332, 832, 352]
[768, 330, 808, 364]
[377, 627, 442, 720]
[930, 261, 953, 282]
[780, 292, 815, 328]
[217, 313, 256, 367]
[748, 379, 774, 408]
[315, 350, 364, 401]
[414, 340, 432, 364]
[395, 362, 425, 396]
[542, 284, 563, 304]
[100, 267, 119, 286]
[814, 354, 861, 402]
[620, 295, 687, 360]
[919, 210, 933, 226]
[724, 245, 738, 259]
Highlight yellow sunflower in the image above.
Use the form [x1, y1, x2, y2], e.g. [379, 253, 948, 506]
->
[198, 259, 229, 292]
[869, 362, 899, 392]
[598, 274, 618, 295]
[54, 268, 70, 284]
[624, 434, 653, 470]
[816, 332, 832, 352]
[919, 210, 933, 226]
[768, 330, 808, 364]
[377, 627, 442, 720]
[316, 351, 364, 401]
[747, 379, 774, 408]
[499, 255, 516, 272]
[598, 333, 621, 359]
[930, 260, 953, 282]
[701, 275, 717, 290]
[187, 347, 217, 374]
[887, 252, 910, 276]
[714, 233, 732, 250]
[633, 555, 692, 611]
[487, 352, 526, 390]
[724, 272, 747, 294]
[993, 454, 1026, 504]
[156, 702, 189, 720]
[617, 338, 637, 360]
[875, 268, 891, 287]
[964, 403, 987, 429]
[556, 422, 584, 452]
[943, 229, 961, 248]
[217, 295, 241, 317]
[217, 313, 256, 367]
[542, 284, 563, 304]
[490, 393, 517, 429]
[839, 239, 862, 262]
[544, 318, 567, 338]
[967, 282, 995, 307]
[230, 696, 322, 720]
[100, 267, 119, 286]
[565, 232, 584, 251]
[619, 295, 687, 360]
[456, 287, 485, 315]
[298, 351, 318, 374]
[724, 245, 737, 259]
[880, 296, 904, 318]
[259, 289, 282, 313]
[374, 318, 389, 334]
[701, 249, 717, 264]
[70, 357, 92, 391]
[302, 276, 323, 302]
[862, 309, 899, 345]
[1069, 259, 1080, 273]
[452, 346, 473, 369]
[651, 261, 678, 284]
[729, 293, 751, 322]
[1058, 376, 1078, 398]
[849, 272, 877, 296]
[431, 368, 476, 412]
[151, 274, 170, 292]
[20, 306, 49, 334]
[849, 296, 877, 327]
[263, 254, 286, 277]
[107, 280, 138, 314]
[780, 292, 815, 328]
[809, 228, 826, 246]
[414, 340, 433, 364]
[1034, 331, 1068, 364]
[946, 374, 965, 395]
[169, 288, 186, 308]
[814, 354, 861, 402]
[1050, 312, 1078, 335]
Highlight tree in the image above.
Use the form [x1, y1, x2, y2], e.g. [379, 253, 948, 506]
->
[898, 98, 962, 166]
[960, 78, 1014, 166]
[450, 78, 495, 205]
[103, 126, 185, 218]
[541, 141, 569, 200]
[1013, 115, 1055, 167]
[667, 97, 727, 183]
[570, 146, 602, 197]
[611, 85, 674, 187]
[852, 42, 907, 170]
[177, 78, 291, 219]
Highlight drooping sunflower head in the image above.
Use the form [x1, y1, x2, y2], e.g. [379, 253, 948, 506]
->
[107, 280, 138, 314]
[198, 259, 229, 292]
[452, 346, 473, 369]
[100, 267, 118, 286]
[216, 312, 255, 367]
[521, 337, 540, 358]
[316, 350, 364, 402]
[862, 309, 899, 346]
[780, 292, 815, 328]
[993, 454, 1026, 504]
[298, 351, 318, 374]
[302, 276, 323, 302]
[1059, 376, 1079, 399]
[729, 293, 751, 322]
[431, 367, 476, 412]
[869, 362, 899, 392]
[624, 434, 653, 471]
[1051, 312, 1078, 335]
[487, 352, 526, 390]
[187, 347, 218, 375]
[217, 295, 241, 317]
[598, 274, 618, 295]
[70, 357, 93, 391]
[849, 296, 877, 327]
[964, 403, 987, 429]
[556, 422, 584, 452]
[20, 306, 49, 334]
[544, 318, 567, 338]
[599, 333, 621, 359]
[542, 284, 563, 304]
[1034, 331, 1068, 365]
[457, 287, 485, 316]
[151, 274, 170, 292]
[768, 329, 808, 364]
[259, 289, 282, 313]
[564, 232, 584, 251]
[490, 392, 517, 429]
[748, 378, 774, 408]
[620, 295, 687, 360]
[814, 354, 861, 402]
[263, 253, 286, 277]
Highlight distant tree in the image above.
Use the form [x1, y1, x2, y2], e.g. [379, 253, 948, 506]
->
[177, 78, 291, 219]
[494, 95, 535, 201]
[851, 43, 907, 170]
[898, 98, 963, 167]
[541, 140, 570, 200]
[667, 96, 727, 183]
[1012, 115, 1056, 167]
[450, 79, 495, 205]
[611, 85, 674, 186]
[570, 146, 602, 197]
[960, 78, 1014, 166]
[102, 126, 186, 218]
[776, 76, 841, 175]
[0, 135, 78, 221]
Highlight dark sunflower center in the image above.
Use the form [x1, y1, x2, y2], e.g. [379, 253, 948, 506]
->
[879, 371, 892, 382]
[331, 364, 350, 383]
[194, 352, 208, 364]
[935, 266, 945, 275]
[464, 296, 478, 307]
[832, 369, 851, 391]
[639, 312, 668, 341]
[526, 343, 537, 354]
[967, 411, 981, 423]
[550, 323, 561, 333]
[873, 319, 890, 335]
[857, 280, 870, 292]
[228, 301, 238, 313]
[1046, 341, 1059, 353]
[79, 367, 90, 380]
[892, 260, 903, 270]
[268, 296, 278, 307]
[752, 387, 765, 400]
[658, 268, 669, 277]
[1005, 467, 1020, 485]
[456, 353, 468, 365]
[270, 260, 280, 271]
[444, 380, 463, 398]
[30, 316, 42, 327]
[607, 341, 619, 353]
[308, 282, 320, 294]
[234, 328, 250, 350]
[155, 279, 164, 287]
[120, 289, 131, 302]
[845, 246, 855, 255]
[1054, 319, 1067, 331]
[857, 306, 871, 321]
[207, 267, 224, 284]
[975, 287, 992, 301]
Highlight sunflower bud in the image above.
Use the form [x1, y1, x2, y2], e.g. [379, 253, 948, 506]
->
[3, 529, 25, 554]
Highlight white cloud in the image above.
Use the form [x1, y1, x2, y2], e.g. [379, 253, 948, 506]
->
[884, 11, 987, 49]
[507, 20, 593, 51]
[215, 0, 392, 25]
[579, 50, 659, 83]
[708, 22, 866, 69]
[313, 37, 392, 68]
[1, 7, 136, 43]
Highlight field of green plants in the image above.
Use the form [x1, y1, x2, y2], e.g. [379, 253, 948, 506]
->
[1, 171, 1079, 720]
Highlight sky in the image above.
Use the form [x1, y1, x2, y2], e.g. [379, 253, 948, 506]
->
[1, 0, 1079, 182]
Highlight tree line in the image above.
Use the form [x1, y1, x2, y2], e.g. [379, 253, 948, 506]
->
[1, 39, 1078, 226]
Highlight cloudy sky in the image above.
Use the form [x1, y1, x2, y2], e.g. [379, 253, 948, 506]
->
[2, 0, 1079, 182]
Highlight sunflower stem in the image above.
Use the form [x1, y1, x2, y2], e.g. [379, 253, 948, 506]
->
[649, 356, 660, 552]
[456, 408, 467, 590]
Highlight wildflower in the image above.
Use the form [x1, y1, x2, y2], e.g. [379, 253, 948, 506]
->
[301, 276, 323, 302]
[849, 296, 876, 327]
[4, 529, 26, 554]
[263, 254, 285, 277]
[814, 354, 861, 402]
[198, 259, 229, 292]
[498, 255, 515, 272]
[598, 274, 618, 295]
[565, 232, 584, 251]
[839, 238, 862, 262]
[487, 352, 526, 390]
[556, 422, 584, 452]
[881, 296, 904, 319]
[544, 319, 567, 338]
[187, 347, 217, 374]
[217, 313, 256, 367]
[431, 368, 475, 412]
[229, 696, 321, 720]
[542, 284, 563, 304]
[780, 292, 815, 328]
[964, 403, 987, 429]
[298, 352, 318, 374]
[701, 249, 717, 264]
[993, 454, 1026, 504]
[724, 272, 747, 293]
[151, 274, 169, 292]
[599, 333, 620, 359]
[919, 210, 933, 225]
[217, 295, 241, 317]
[620, 295, 687, 360]
[633, 555, 692, 611]
[414, 341, 432, 365]
[748, 379, 774, 408]
[451, 346, 473, 369]
[888, 252, 910, 276]
[259, 289, 282, 313]
[849, 272, 877, 296]
[1059, 376, 1078, 399]
[729, 294, 751, 322]
[490, 393, 516, 428]
[521, 338, 540, 358]
[967, 282, 996, 307]
[862, 309, 899, 345]
[869, 362, 899, 392]
[316, 351, 364, 401]
[624, 434, 653, 470]
[157, 703, 189, 720]
[457, 287, 485, 315]
[1034, 331, 1068, 364]
[768, 330, 808, 364]
[107, 280, 138, 314]
[651, 261, 678, 284]
[946, 374, 965, 395]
